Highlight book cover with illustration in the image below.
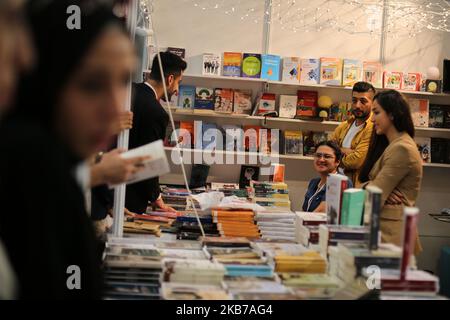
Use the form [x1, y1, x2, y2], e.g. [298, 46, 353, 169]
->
[414, 137, 431, 163]
[383, 71, 403, 89]
[233, 89, 253, 115]
[194, 87, 214, 110]
[178, 85, 195, 109]
[202, 53, 222, 76]
[320, 58, 343, 85]
[296, 90, 318, 118]
[409, 98, 429, 127]
[278, 95, 297, 118]
[213, 88, 234, 113]
[256, 93, 276, 115]
[261, 54, 281, 81]
[342, 59, 363, 87]
[362, 61, 382, 88]
[283, 131, 303, 155]
[223, 52, 242, 77]
[300, 59, 320, 85]
[241, 53, 262, 78]
[282, 57, 300, 83]
[403, 72, 421, 91]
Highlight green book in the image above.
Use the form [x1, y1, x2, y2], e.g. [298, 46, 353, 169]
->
[341, 188, 365, 226]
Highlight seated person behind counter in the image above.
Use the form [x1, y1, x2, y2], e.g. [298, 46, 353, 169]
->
[302, 141, 353, 213]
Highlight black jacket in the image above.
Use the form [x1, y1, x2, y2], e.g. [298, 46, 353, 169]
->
[0, 116, 103, 299]
[125, 82, 169, 214]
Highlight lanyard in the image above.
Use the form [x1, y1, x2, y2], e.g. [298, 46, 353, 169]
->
[306, 182, 325, 212]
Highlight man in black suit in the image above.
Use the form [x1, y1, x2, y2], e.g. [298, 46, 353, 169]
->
[125, 51, 187, 214]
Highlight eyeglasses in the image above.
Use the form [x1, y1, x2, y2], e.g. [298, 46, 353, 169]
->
[313, 153, 335, 160]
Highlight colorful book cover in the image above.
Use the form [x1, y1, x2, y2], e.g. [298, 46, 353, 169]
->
[241, 53, 262, 78]
[256, 93, 276, 115]
[403, 72, 421, 91]
[259, 129, 281, 155]
[194, 87, 214, 110]
[282, 57, 300, 83]
[300, 59, 320, 85]
[383, 71, 403, 89]
[202, 53, 221, 76]
[178, 85, 195, 109]
[278, 95, 297, 118]
[320, 58, 343, 85]
[239, 166, 260, 188]
[362, 61, 383, 88]
[164, 120, 180, 147]
[296, 90, 318, 118]
[261, 54, 281, 81]
[223, 52, 242, 77]
[342, 59, 363, 87]
[179, 121, 194, 148]
[429, 104, 445, 128]
[414, 137, 431, 163]
[409, 98, 429, 127]
[213, 88, 234, 113]
[341, 189, 365, 226]
[328, 102, 351, 122]
[283, 131, 302, 155]
[233, 89, 253, 115]
[326, 174, 350, 225]
[302, 131, 316, 156]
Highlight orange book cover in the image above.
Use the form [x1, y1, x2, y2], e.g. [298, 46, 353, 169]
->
[179, 121, 194, 148]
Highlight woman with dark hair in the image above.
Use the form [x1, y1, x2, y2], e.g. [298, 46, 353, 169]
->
[359, 90, 422, 254]
[302, 140, 353, 212]
[0, 0, 136, 298]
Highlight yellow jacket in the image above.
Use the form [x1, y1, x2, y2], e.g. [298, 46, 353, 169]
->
[329, 116, 373, 187]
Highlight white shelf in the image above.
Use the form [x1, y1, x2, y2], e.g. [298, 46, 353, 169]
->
[164, 147, 312, 161]
[182, 74, 450, 98]
[183, 74, 266, 84]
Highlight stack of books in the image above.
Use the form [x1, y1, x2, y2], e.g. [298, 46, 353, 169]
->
[273, 251, 328, 274]
[255, 210, 296, 242]
[250, 181, 291, 209]
[123, 220, 162, 236]
[279, 273, 341, 298]
[102, 242, 163, 300]
[224, 277, 290, 297]
[212, 208, 260, 239]
[332, 243, 402, 284]
[160, 187, 191, 211]
[161, 282, 231, 300]
[162, 259, 226, 285]
[318, 225, 370, 257]
[206, 246, 274, 278]
[295, 212, 327, 246]
[174, 214, 220, 240]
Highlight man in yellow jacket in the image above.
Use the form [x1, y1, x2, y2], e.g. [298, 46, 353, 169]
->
[329, 82, 375, 187]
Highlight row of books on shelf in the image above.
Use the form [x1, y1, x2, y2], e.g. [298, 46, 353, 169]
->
[176, 85, 450, 128]
[164, 120, 450, 164]
[199, 52, 437, 91]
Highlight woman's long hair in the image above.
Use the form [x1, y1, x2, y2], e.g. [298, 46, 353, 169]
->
[358, 90, 415, 183]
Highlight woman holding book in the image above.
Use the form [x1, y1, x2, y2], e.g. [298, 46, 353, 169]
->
[302, 141, 353, 212]
[0, 0, 136, 298]
[359, 90, 423, 254]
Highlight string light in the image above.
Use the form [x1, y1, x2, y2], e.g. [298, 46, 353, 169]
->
[184, 0, 450, 38]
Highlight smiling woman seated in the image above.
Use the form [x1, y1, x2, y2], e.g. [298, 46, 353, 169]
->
[302, 140, 353, 213]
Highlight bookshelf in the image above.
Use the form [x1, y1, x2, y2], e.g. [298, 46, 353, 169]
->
[164, 107, 450, 140]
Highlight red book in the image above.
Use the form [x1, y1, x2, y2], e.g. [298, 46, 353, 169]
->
[296, 90, 318, 118]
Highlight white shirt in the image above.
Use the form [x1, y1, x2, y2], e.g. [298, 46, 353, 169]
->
[0, 240, 17, 299]
[342, 120, 363, 149]
[144, 81, 158, 99]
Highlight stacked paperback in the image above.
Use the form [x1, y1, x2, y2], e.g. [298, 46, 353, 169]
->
[255, 210, 297, 242]
[212, 208, 260, 239]
[250, 181, 291, 209]
[295, 212, 327, 246]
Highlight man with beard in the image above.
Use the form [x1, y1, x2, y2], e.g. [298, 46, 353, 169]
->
[125, 51, 187, 214]
[329, 81, 375, 187]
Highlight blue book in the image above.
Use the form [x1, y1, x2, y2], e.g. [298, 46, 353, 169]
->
[261, 54, 281, 81]
[194, 87, 214, 110]
[178, 85, 195, 109]
[202, 123, 220, 150]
